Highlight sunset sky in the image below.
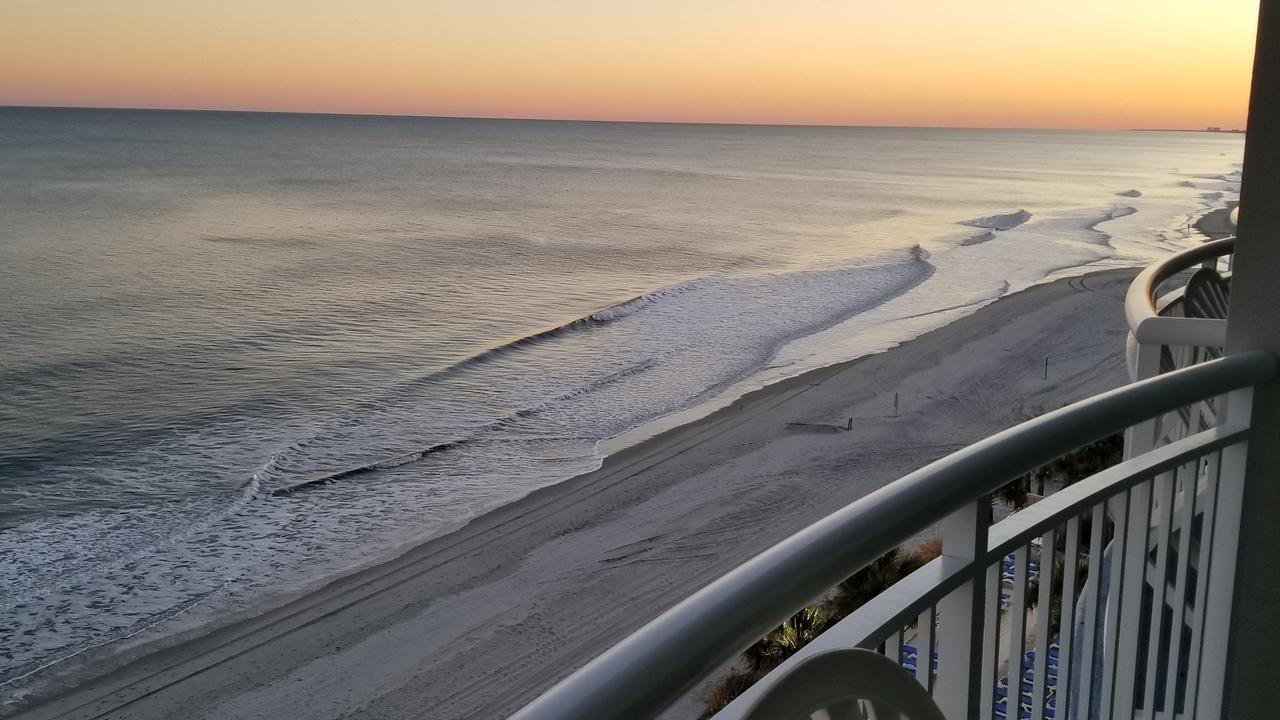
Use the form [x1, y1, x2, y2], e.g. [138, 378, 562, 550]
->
[0, 0, 1260, 129]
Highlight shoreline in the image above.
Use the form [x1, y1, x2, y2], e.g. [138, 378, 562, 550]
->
[11, 267, 1140, 720]
[601, 195, 1225, 460]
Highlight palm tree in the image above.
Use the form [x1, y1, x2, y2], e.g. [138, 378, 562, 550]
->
[995, 477, 1031, 509]
[827, 547, 927, 618]
[706, 542, 941, 717]
[742, 606, 828, 673]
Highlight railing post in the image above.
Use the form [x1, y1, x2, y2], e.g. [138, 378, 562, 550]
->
[1197, 388, 1253, 717]
[934, 499, 990, 720]
[1124, 340, 1162, 459]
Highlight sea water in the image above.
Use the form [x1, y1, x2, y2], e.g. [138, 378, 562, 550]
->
[0, 108, 1242, 697]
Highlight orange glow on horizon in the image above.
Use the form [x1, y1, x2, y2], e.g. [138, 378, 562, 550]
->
[0, 0, 1259, 129]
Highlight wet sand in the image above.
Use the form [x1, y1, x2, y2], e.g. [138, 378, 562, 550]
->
[1195, 204, 1237, 240]
[12, 270, 1138, 720]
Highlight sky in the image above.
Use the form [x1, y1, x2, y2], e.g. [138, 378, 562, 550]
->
[0, 0, 1261, 129]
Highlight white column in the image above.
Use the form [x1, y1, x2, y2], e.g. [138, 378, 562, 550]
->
[1219, 0, 1280, 715]
[934, 500, 990, 720]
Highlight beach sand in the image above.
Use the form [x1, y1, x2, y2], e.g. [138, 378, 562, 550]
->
[11, 269, 1138, 720]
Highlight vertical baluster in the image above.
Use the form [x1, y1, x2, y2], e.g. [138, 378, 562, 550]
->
[1029, 529, 1055, 720]
[1183, 450, 1222, 715]
[1141, 466, 1178, 715]
[917, 605, 936, 692]
[886, 628, 902, 669]
[1077, 503, 1106, 718]
[1196, 430, 1250, 717]
[1163, 456, 1202, 715]
[981, 563, 1001, 720]
[1006, 546, 1029, 719]
[1098, 490, 1131, 720]
[1056, 515, 1081, 720]
[1112, 480, 1153, 720]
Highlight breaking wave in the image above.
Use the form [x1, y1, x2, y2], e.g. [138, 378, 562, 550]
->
[253, 250, 934, 497]
[269, 357, 659, 496]
[959, 209, 1032, 231]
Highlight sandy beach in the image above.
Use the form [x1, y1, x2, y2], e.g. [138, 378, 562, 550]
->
[11, 269, 1139, 720]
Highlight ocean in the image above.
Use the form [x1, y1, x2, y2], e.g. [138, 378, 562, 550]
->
[0, 107, 1242, 697]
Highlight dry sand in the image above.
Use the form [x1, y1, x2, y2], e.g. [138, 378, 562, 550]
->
[11, 269, 1137, 720]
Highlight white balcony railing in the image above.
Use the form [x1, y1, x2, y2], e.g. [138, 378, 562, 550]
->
[511, 347, 1275, 720]
[1124, 237, 1235, 453]
[1125, 237, 1234, 363]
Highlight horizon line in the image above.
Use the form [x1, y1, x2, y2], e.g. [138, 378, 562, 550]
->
[0, 103, 1230, 134]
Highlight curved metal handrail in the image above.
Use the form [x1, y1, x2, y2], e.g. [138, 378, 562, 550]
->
[510, 350, 1274, 720]
[1125, 237, 1234, 346]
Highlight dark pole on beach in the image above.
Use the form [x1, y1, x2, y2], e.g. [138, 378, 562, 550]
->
[1219, 0, 1280, 715]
